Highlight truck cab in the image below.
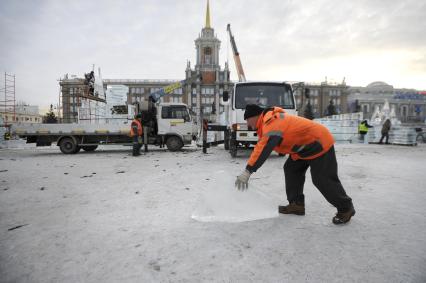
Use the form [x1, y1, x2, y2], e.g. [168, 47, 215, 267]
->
[221, 81, 296, 157]
[156, 103, 197, 150]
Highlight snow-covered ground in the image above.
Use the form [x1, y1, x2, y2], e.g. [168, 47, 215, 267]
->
[0, 143, 425, 282]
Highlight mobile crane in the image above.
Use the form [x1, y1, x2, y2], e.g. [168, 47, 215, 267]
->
[227, 24, 246, 83]
[12, 73, 199, 154]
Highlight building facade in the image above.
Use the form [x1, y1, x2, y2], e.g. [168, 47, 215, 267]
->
[348, 81, 426, 123]
[0, 104, 42, 125]
[293, 81, 349, 118]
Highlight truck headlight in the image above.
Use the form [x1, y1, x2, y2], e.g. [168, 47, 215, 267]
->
[232, 123, 248, 131]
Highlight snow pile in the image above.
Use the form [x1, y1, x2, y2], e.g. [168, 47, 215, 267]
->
[191, 170, 278, 222]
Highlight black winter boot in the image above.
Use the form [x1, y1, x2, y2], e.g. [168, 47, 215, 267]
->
[332, 205, 355, 224]
[278, 202, 305, 215]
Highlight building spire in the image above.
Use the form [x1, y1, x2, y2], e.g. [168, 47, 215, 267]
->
[205, 0, 211, 28]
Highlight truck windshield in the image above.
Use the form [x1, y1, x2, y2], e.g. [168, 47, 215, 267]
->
[161, 106, 190, 122]
[234, 83, 295, 110]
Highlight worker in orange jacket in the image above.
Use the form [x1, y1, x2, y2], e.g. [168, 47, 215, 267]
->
[235, 104, 355, 224]
[130, 114, 143, 156]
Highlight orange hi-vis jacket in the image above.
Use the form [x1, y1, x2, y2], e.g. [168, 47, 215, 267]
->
[246, 107, 335, 173]
[130, 119, 143, 137]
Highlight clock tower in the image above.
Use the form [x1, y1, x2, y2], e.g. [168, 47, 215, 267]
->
[185, 0, 231, 122]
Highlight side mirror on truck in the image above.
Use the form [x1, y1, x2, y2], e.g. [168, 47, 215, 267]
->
[223, 91, 229, 102]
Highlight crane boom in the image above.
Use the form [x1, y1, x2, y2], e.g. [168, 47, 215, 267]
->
[227, 24, 246, 82]
[149, 74, 201, 103]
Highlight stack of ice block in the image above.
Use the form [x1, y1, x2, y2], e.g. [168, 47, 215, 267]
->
[315, 113, 363, 143]
[368, 125, 417, 145]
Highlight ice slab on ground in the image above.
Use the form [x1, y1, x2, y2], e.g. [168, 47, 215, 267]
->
[192, 170, 278, 223]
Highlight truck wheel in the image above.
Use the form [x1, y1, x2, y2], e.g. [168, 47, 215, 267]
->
[82, 145, 98, 152]
[224, 130, 230, 150]
[166, 136, 183, 151]
[59, 137, 78, 154]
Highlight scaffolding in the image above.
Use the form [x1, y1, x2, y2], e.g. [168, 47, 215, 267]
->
[59, 72, 106, 124]
[0, 72, 16, 127]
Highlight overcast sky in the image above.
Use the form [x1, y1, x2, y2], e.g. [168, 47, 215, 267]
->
[1, 0, 425, 110]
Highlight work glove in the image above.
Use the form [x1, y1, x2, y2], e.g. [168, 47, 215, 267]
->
[235, 170, 251, 191]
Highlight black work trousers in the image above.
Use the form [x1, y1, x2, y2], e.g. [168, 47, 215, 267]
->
[132, 135, 142, 156]
[284, 146, 353, 212]
[379, 133, 389, 144]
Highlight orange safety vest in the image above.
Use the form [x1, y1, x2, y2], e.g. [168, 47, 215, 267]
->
[247, 107, 334, 168]
[130, 119, 143, 137]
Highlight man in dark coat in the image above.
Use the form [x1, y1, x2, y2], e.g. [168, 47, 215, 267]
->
[379, 119, 391, 144]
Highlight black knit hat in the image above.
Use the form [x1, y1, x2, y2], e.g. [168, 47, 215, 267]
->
[244, 104, 264, 120]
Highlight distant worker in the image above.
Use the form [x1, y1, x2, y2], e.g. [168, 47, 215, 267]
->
[235, 104, 355, 225]
[130, 114, 143, 156]
[379, 119, 391, 144]
[4, 131, 11, 140]
[358, 119, 373, 141]
[148, 96, 158, 135]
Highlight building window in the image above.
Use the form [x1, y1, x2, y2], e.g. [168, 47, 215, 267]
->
[201, 97, 215, 104]
[203, 106, 212, 113]
[401, 105, 408, 117]
[173, 88, 183, 95]
[172, 96, 182, 103]
[309, 89, 316, 96]
[203, 47, 212, 64]
[201, 87, 214, 95]
[362, 104, 369, 113]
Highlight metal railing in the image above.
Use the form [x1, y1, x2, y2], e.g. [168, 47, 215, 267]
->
[103, 79, 179, 84]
